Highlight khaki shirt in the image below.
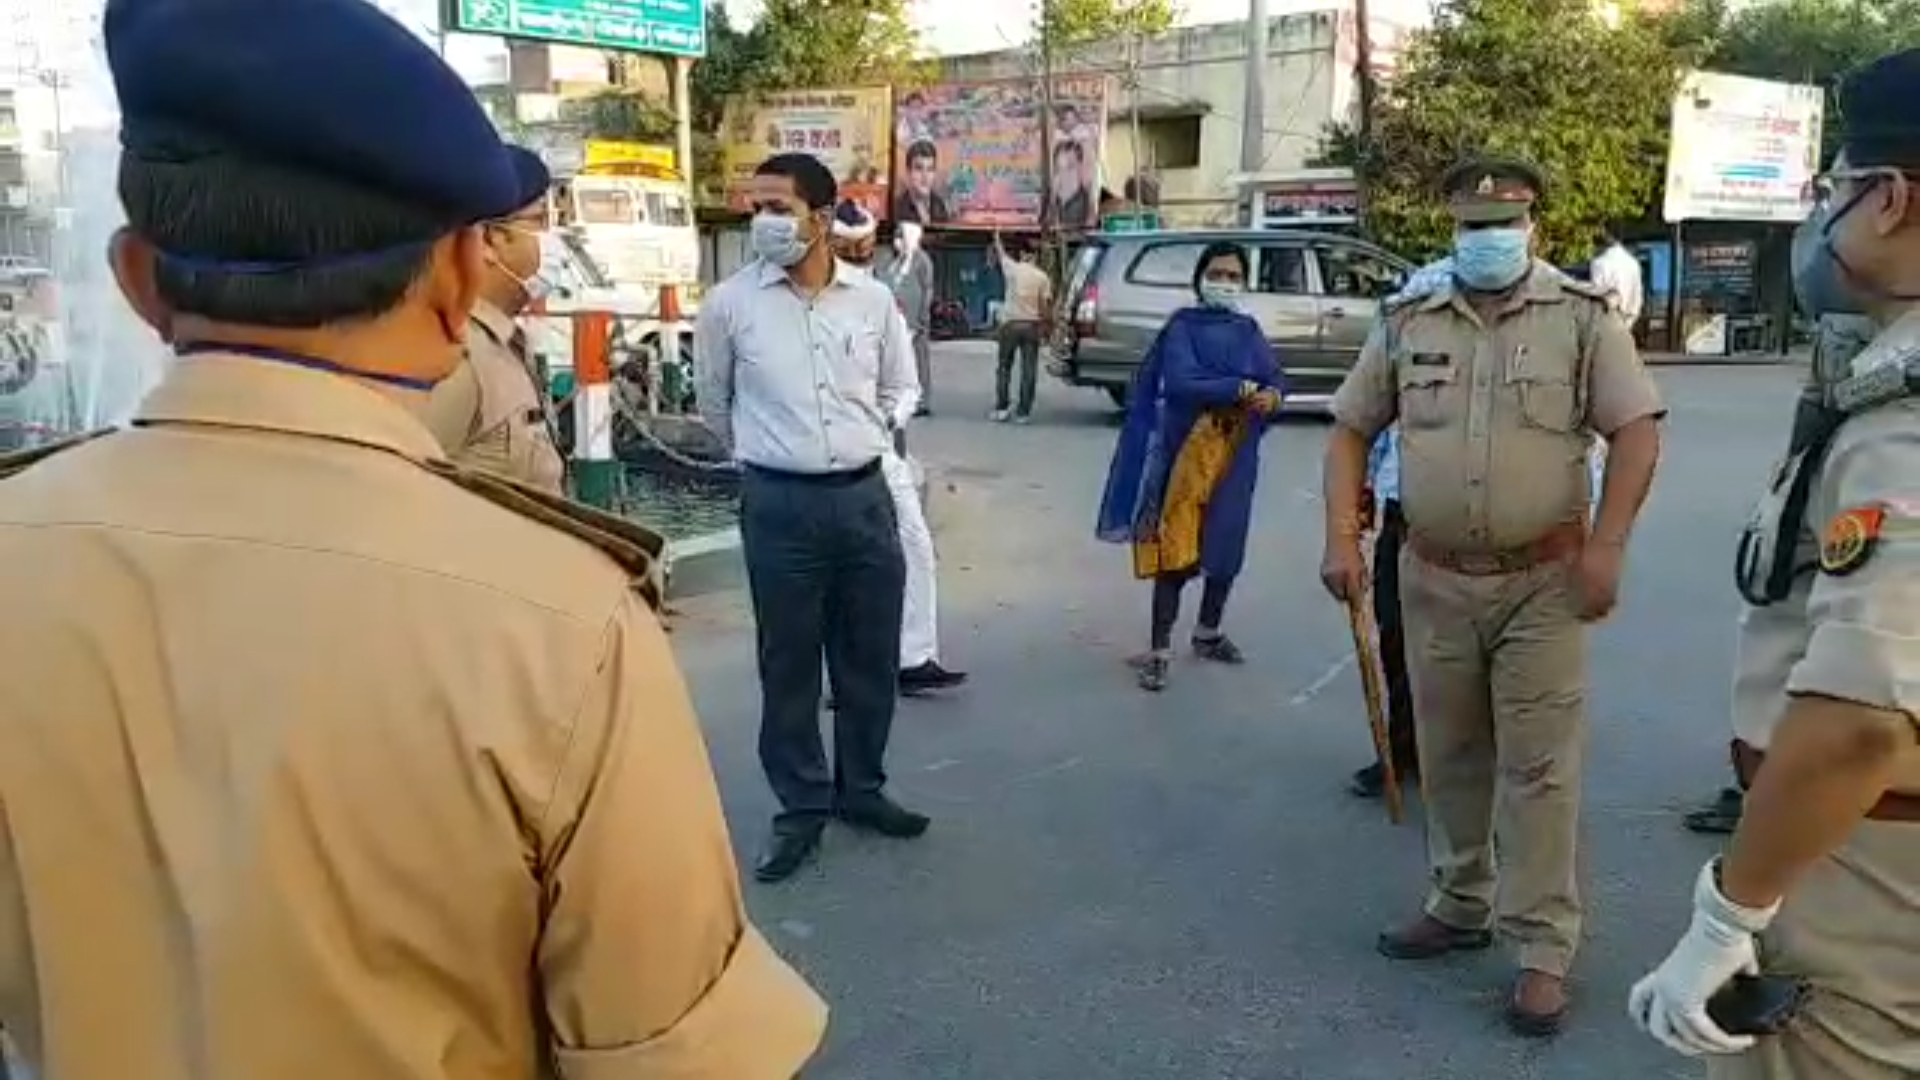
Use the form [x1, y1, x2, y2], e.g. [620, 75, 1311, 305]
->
[422, 300, 567, 495]
[1331, 262, 1664, 551]
[0, 354, 825, 1080]
[1733, 318, 1920, 795]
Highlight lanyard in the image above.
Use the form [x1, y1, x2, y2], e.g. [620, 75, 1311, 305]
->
[173, 342, 440, 393]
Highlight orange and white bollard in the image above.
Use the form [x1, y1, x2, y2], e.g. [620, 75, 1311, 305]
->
[570, 310, 619, 508]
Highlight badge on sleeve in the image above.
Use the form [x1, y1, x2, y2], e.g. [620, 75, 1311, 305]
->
[1818, 505, 1886, 576]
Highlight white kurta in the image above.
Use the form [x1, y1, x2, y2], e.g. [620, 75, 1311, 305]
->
[882, 448, 939, 667]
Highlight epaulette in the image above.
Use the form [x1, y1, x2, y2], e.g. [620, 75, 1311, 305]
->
[419, 458, 667, 610]
[0, 429, 115, 480]
[1381, 290, 1430, 315]
[1555, 275, 1612, 305]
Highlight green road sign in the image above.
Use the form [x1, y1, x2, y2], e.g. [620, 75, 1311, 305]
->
[1102, 211, 1162, 233]
[444, 0, 706, 57]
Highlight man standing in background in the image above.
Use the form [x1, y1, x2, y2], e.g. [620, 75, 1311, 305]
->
[886, 221, 936, 416]
[1589, 230, 1645, 331]
[990, 230, 1052, 424]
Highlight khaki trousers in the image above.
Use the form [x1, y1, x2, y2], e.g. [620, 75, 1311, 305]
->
[1707, 823, 1920, 1080]
[1400, 551, 1586, 976]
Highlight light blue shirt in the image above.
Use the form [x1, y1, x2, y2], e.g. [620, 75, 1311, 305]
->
[694, 258, 921, 474]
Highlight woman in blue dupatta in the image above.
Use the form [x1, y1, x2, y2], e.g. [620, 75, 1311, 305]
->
[1095, 241, 1285, 691]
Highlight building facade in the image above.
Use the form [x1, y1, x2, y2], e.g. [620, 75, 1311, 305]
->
[939, 6, 1412, 227]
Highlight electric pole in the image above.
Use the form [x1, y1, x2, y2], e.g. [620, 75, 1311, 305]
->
[1238, 0, 1267, 175]
[1036, 0, 1058, 273]
[1352, 0, 1377, 162]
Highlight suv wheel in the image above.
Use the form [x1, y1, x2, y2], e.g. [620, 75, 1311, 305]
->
[1105, 385, 1130, 409]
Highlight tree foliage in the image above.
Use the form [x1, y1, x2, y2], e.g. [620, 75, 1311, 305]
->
[1686, 0, 1920, 161]
[1039, 0, 1179, 55]
[1324, 0, 1688, 263]
[748, 0, 925, 90]
[563, 91, 678, 143]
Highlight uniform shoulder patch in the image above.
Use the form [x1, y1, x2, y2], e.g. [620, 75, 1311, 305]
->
[1818, 504, 1886, 576]
[0, 429, 116, 481]
[1558, 276, 1612, 305]
[420, 458, 668, 608]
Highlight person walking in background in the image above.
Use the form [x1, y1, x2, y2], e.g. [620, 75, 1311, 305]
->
[1349, 424, 1420, 799]
[421, 145, 567, 494]
[1589, 229, 1645, 330]
[696, 153, 928, 884]
[0, 1, 827, 1076]
[886, 221, 936, 416]
[990, 230, 1052, 423]
[1097, 241, 1285, 693]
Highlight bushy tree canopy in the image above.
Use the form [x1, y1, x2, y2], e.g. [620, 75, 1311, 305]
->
[1326, 0, 1688, 262]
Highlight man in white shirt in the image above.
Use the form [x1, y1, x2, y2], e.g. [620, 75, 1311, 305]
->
[1590, 230, 1645, 328]
[695, 154, 927, 884]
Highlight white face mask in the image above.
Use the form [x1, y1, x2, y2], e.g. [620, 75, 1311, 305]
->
[489, 226, 557, 306]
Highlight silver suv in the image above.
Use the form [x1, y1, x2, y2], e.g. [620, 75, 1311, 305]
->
[1048, 228, 1413, 411]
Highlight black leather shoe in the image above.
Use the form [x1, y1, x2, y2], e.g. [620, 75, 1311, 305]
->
[837, 795, 930, 838]
[754, 826, 823, 883]
[899, 661, 968, 696]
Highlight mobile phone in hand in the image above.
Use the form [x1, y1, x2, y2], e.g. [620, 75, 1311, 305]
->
[1706, 974, 1810, 1037]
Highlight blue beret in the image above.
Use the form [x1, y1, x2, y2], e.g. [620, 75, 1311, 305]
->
[106, 0, 523, 228]
[1837, 48, 1920, 168]
[506, 146, 553, 212]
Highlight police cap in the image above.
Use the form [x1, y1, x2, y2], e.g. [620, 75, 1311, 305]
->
[105, 0, 524, 239]
[1440, 157, 1546, 224]
[1835, 47, 1920, 169]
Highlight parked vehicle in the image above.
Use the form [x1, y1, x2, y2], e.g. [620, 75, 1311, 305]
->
[1047, 228, 1414, 412]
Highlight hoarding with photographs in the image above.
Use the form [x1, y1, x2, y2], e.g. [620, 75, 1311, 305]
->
[893, 77, 1107, 229]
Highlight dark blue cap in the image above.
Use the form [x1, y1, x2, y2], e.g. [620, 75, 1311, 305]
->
[106, 0, 523, 230]
[1837, 48, 1920, 169]
[505, 146, 553, 213]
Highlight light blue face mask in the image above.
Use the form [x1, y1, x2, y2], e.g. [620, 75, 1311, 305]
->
[751, 212, 814, 268]
[1453, 226, 1531, 291]
[1198, 281, 1244, 309]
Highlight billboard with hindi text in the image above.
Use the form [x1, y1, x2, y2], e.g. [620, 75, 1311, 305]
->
[1663, 71, 1823, 224]
[892, 77, 1107, 230]
[720, 87, 892, 218]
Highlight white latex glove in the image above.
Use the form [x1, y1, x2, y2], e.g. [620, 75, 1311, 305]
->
[1628, 859, 1781, 1057]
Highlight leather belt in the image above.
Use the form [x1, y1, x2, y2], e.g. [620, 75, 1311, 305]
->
[1408, 522, 1583, 577]
[743, 459, 881, 486]
[1733, 739, 1920, 822]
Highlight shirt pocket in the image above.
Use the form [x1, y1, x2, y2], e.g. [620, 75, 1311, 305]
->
[1504, 341, 1581, 434]
[1396, 357, 1460, 431]
[841, 318, 885, 385]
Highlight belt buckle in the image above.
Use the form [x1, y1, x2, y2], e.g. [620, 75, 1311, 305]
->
[1455, 550, 1505, 575]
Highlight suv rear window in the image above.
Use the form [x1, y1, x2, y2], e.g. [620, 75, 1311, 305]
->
[1125, 242, 1208, 287]
[1064, 243, 1105, 302]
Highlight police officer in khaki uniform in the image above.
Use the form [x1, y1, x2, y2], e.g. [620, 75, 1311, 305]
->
[1630, 49, 1920, 1078]
[421, 147, 568, 495]
[1320, 157, 1666, 1036]
[0, 1, 825, 1078]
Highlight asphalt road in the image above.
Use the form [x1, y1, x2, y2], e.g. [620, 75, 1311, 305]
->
[668, 343, 1805, 1080]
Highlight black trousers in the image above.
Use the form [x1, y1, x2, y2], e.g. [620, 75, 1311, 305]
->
[740, 463, 906, 830]
[1150, 570, 1232, 650]
[994, 321, 1042, 415]
[1374, 500, 1418, 769]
